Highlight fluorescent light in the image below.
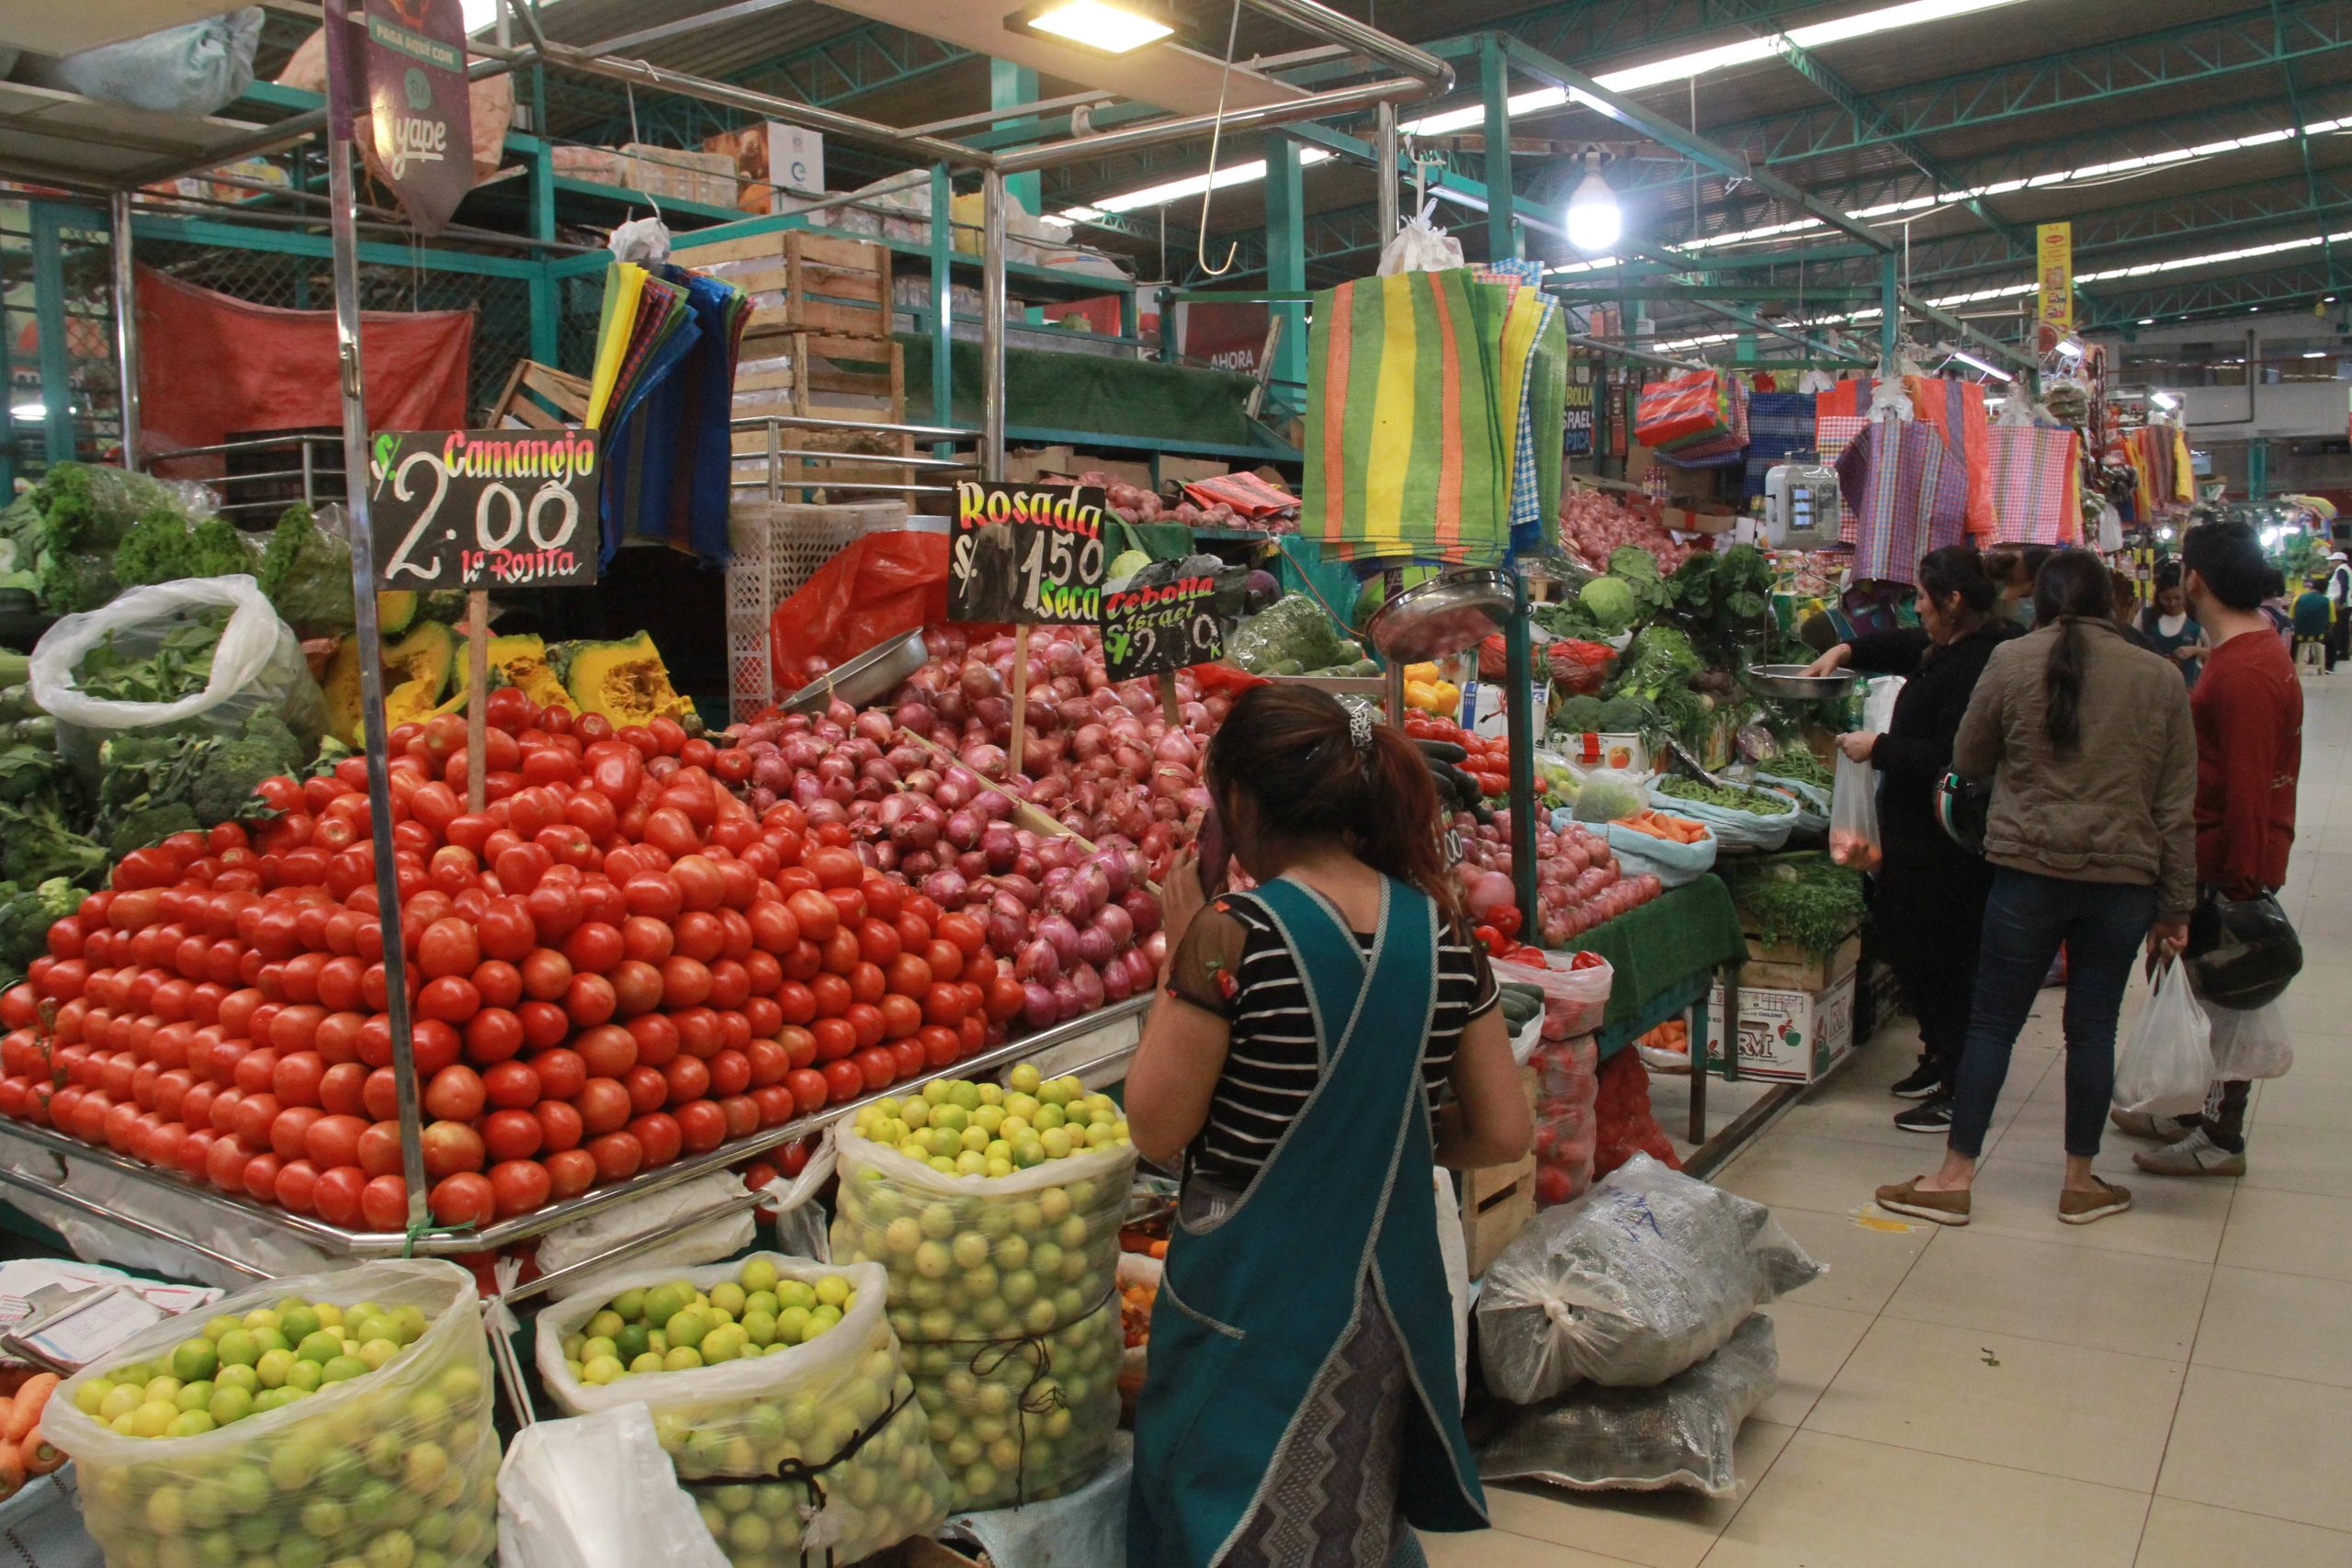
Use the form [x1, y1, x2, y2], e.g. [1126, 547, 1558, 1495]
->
[6, 402, 42, 421]
[2055, 335, 2086, 359]
[1088, 158, 1268, 214]
[2306, 351, 2330, 358]
[2152, 390, 2180, 410]
[2138, 318, 2156, 325]
[1566, 165, 1622, 254]
[1949, 350, 2006, 378]
[1016, 0, 1172, 54]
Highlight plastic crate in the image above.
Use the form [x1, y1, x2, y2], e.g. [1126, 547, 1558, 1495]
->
[723, 500, 902, 722]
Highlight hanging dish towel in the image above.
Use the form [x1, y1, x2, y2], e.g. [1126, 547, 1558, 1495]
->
[1743, 391, 1817, 498]
[1985, 424, 2080, 545]
[1835, 420, 1967, 582]
[1815, 413, 1868, 534]
[1304, 268, 1510, 564]
[1658, 376, 1750, 468]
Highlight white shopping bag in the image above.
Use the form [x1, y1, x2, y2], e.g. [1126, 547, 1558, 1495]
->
[2114, 959, 2215, 1116]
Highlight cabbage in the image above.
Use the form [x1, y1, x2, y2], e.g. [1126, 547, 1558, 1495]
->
[1577, 575, 1638, 631]
[1570, 769, 1648, 824]
[1108, 549, 1154, 582]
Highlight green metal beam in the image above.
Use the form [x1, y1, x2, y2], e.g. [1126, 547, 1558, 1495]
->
[2076, 258, 2341, 328]
[568, 21, 972, 146]
[1266, 135, 1307, 391]
[2269, 0, 2337, 291]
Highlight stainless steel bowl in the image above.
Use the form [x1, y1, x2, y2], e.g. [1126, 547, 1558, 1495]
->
[778, 627, 929, 715]
[1363, 567, 1516, 662]
[1750, 663, 1858, 701]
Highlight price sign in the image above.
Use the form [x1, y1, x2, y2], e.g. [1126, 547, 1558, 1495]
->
[947, 480, 1106, 625]
[1100, 570, 1225, 682]
[368, 429, 600, 590]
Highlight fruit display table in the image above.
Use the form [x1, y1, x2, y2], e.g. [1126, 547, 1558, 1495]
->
[1555, 878, 1746, 1037]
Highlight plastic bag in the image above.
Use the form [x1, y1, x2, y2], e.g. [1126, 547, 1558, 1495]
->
[1752, 773, 1830, 835]
[1476, 1312, 1777, 1498]
[29, 574, 327, 773]
[1376, 216, 1465, 276]
[1530, 1033, 1598, 1208]
[2200, 997, 2293, 1082]
[1593, 1049, 1679, 1179]
[766, 1129, 839, 1261]
[1828, 751, 1881, 870]
[2114, 959, 2216, 1116]
[48, 1259, 501, 1568]
[15, 9, 262, 114]
[766, 531, 949, 695]
[1604, 818, 1717, 888]
[830, 1125, 1134, 1510]
[498, 1404, 733, 1568]
[1497, 953, 1614, 1041]
[536, 1253, 951, 1564]
[1476, 1155, 1822, 1400]
[1645, 781, 1794, 852]
[533, 1172, 759, 1303]
[255, 502, 356, 639]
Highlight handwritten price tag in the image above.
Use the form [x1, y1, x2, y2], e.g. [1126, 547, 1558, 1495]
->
[1100, 571, 1225, 681]
[947, 481, 1106, 625]
[368, 429, 599, 590]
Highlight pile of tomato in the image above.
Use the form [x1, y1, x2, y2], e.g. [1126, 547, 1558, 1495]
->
[0, 687, 1025, 1232]
[1399, 714, 1513, 797]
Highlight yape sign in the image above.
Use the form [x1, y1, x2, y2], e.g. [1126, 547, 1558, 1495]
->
[947, 480, 1107, 625]
[369, 430, 599, 590]
[363, 0, 472, 238]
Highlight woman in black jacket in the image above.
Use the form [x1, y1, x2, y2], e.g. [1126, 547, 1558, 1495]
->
[1806, 547, 2017, 1132]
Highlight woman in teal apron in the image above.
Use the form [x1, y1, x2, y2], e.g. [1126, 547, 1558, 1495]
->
[1125, 683, 1533, 1568]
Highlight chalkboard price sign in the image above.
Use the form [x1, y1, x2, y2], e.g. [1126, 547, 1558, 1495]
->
[947, 480, 1107, 625]
[368, 429, 600, 590]
[1100, 570, 1225, 681]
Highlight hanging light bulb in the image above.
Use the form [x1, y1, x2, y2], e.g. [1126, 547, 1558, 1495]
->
[1565, 152, 1622, 254]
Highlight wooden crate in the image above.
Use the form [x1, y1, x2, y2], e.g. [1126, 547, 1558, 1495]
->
[1740, 930, 1862, 993]
[1461, 1066, 1542, 1275]
[679, 230, 893, 340]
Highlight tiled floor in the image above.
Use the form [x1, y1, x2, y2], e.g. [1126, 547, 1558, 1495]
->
[1426, 670, 2352, 1567]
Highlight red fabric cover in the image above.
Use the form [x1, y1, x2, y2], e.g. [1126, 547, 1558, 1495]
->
[133, 266, 471, 466]
[1905, 375, 1996, 540]
[766, 531, 950, 694]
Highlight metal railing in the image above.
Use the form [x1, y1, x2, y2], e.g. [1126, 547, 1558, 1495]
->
[143, 431, 344, 517]
[731, 411, 981, 500]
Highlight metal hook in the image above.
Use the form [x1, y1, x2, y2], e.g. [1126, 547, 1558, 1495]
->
[1194, 0, 1244, 277]
[624, 81, 662, 220]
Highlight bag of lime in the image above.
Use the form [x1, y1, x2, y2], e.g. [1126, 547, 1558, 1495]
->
[47, 1259, 500, 1568]
[831, 1063, 1135, 1510]
[536, 1253, 949, 1566]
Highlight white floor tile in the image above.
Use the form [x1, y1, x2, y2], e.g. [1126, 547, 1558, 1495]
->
[1882, 1228, 2211, 1359]
[2133, 1497, 2352, 1567]
[2156, 1365, 2352, 1532]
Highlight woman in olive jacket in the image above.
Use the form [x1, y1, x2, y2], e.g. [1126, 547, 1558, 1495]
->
[1877, 550, 2197, 1229]
[1808, 547, 2017, 1133]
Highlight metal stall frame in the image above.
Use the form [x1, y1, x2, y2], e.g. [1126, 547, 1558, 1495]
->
[0, 0, 1453, 1286]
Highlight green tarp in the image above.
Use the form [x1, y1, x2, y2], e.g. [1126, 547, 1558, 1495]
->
[900, 335, 1283, 453]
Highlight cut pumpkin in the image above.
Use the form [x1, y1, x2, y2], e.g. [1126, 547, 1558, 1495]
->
[376, 591, 419, 637]
[382, 621, 456, 728]
[487, 634, 574, 712]
[431, 630, 477, 718]
[321, 636, 364, 745]
[556, 632, 695, 728]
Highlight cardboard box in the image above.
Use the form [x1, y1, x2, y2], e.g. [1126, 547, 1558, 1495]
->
[1741, 931, 1862, 993]
[1001, 444, 1076, 483]
[1662, 502, 1739, 535]
[1552, 729, 1649, 773]
[1081, 456, 1154, 491]
[1157, 455, 1231, 485]
[1701, 969, 1856, 1084]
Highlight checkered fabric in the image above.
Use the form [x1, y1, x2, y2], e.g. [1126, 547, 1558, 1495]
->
[1834, 419, 1969, 582]
[1743, 391, 1818, 497]
[1816, 414, 1868, 533]
[1985, 424, 2080, 544]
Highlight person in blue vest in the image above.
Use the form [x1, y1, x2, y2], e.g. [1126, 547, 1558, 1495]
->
[1125, 682, 1531, 1568]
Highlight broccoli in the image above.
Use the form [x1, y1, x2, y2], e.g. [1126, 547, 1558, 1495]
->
[107, 801, 202, 859]
[0, 797, 107, 887]
[114, 508, 256, 587]
[1556, 694, 1607, 732]
[0, 748, 73, 809]
[1599, 696, 1651, 733]
[95, 711, 307, 851]
[190, 714, 305, 824]
[0, 877, 81, 987]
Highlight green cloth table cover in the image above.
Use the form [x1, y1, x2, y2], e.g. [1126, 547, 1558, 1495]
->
[1556, 876, 1747, 1032]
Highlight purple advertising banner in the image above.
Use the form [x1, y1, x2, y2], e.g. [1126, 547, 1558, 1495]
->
[363, 0, 472, 238]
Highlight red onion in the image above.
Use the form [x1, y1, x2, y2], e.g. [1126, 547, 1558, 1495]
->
[826, 699, 857, 728]
[1123, 946, 1158, 991]
[791, 775, 824, 809]
[1095, 903, 1135, 947]
[1051, 976, 1083, 1022]
[1069, 963, 1104, 1012]
[1121, 887, 1162, 938]
[894, 702, 933, 735]
[1074, 923, 1114, 968]
[1023, 982, 1057, 1029]
[1017, 938, 1061, 985]
[1102, 958, 1134, 1002]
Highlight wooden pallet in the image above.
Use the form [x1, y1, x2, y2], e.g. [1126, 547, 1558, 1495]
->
[489, 360, 591, 430]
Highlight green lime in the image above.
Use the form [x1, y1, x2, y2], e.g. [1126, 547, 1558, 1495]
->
[320, 1356, 368, 1384]
[164, 1410, 219, 1438]
[172, 1339, 220, 1382]
[214, 1330, 259, 1369]
[298, 1330, 345, 1364]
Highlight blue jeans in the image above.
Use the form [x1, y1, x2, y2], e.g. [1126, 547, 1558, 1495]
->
[1947, 868, 2157, 1160]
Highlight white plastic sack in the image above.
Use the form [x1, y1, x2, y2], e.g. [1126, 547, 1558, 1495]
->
[1604, 818, 1718, 888]
[1751, 773, 1829, 835]
[2200, 996, 2293, 1082]
[2114, 959, 2216, 1117]
[29, 574, 326, 774]
[498, 1404, 731, 1568]
[1860, 674, 1904, 733]
[1866, 379, 1915, 423]
[1434, 1166, 1471, 1405]
[533, 1172, 756, 1302]
[15, 9, 262, 114]
[1476, 1155, 1823, 1400]
[1643, 782, 1794, 852]
[1498, 955, 1614, 1041]
[2098, 501, 2125, 554]
[1828, 751, 1882, 871]
[766, 1130, 838, 1262]
[536, 1253, 950, 1563]
[1377, 216, 1464, 276]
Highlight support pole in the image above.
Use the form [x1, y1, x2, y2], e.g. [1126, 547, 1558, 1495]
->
[1505, 580, 1539, 930]
[323, 0, 431, 1234]
[1880, 251, 1901, 371]
[1375, 100, 1399, 247]
[929, 162, 955, 459]
[29, 204, 72, 465]
[109, 192, 140, 467]
[1265, 135, 1307, 403]
[981, 167, 1007, 481]
[1480, 35, 1518, 264]
[990, 60, 1042, 243]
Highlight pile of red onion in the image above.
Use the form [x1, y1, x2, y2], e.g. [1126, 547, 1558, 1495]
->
[1453, 810, 1664, 948]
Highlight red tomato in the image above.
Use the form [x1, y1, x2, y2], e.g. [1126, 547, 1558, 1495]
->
[586, 1131, 642, 1181]
[313, 1165, 367, 1227]
[532, 1047, 587, 1101]
[430, 1172, 496, 1226]
[422, 1064, 487, 1122]
[482, 1109, 543, 1162]
[536, 1099, 584, 1154]
[420, 1118, 486, 1178]
[786, 1066, 829, 1113]
[576, 1077, 632, 1134]
[488, 1159, 551, 1217]
[545, 1147, 595, 1199]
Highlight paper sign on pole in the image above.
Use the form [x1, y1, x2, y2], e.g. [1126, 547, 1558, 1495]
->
[2036, 222, 2074, 335]
[361, 0, 472, 239]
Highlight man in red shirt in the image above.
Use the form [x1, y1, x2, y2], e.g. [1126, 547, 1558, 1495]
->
[2125, 520, 2301, 1177]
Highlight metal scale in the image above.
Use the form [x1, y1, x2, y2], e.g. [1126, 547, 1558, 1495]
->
[1764, 460, 1841, 548]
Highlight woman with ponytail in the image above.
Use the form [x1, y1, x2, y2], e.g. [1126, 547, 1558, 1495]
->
[1805, 547, 2017, 1131]
[1876, 549, 2197, 1230]
[1126, 682, 1528, 1568]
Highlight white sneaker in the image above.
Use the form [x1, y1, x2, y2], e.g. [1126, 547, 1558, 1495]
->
[2132, 1126, 2247, 1178]
[2109, 1108, 2193, 1143]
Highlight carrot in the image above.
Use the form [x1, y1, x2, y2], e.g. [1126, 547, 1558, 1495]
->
[4, 1374, 54, 1446]
[0, 1443, 23, 1501]
[18, 1427, 59, 1476]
